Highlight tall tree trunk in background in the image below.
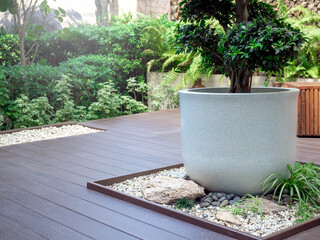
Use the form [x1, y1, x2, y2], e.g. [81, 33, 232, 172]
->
[13, 0, 39, 66]
[18, 33, 27, 66]
[235, 0, 249, 23]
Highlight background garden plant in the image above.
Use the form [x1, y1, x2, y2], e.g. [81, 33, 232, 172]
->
[0, 14, 173, 130]
[266, 0, 320, 80]
[0, 1, 319, 129]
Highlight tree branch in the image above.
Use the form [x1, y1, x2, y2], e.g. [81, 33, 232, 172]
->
[30, 40, 39, 64]
[25, 0, 38, 31]
[21, 0, 27, 24]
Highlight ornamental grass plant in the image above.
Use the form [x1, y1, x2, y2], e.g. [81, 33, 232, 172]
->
[262, 162, 320, 222]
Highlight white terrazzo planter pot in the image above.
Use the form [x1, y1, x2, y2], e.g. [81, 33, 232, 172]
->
[179, 87, 299, 195]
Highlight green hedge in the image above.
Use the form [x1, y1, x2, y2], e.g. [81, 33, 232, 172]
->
[0, 28, 20, 67]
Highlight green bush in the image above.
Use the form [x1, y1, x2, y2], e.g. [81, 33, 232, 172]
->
[87, 82, 122, 120]
[31, 26, 103, 66]
[12, 94, 53, 128]
[59, 54, 142, 99]
[53, 75, 89, 123]
[0, 29, 20, 66]
[5, 64, 62, 104]
[121, 95, 148, 115]
[0, 66, 9, 129]
[87, 81, 148, 120]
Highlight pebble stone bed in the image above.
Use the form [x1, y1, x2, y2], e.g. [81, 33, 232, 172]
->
[0, 125, 102, 147]
[111, 167, 300, 237]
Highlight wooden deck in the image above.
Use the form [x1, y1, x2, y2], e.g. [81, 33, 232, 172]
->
[0, 108, 319, 240]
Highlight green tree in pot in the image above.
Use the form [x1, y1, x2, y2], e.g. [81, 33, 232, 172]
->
[177, 0, 305, 195]
[176, 0, 304, 93]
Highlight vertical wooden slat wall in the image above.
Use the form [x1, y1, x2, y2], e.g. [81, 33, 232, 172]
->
[283, 82, 320, 137]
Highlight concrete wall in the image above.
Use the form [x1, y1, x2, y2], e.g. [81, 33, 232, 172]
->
[137, 0, 170, 17]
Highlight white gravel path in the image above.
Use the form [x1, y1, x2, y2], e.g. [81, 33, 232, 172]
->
[0, 125, 102, 147]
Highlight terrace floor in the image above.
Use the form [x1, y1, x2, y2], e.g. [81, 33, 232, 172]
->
[0, 108, 319, 240]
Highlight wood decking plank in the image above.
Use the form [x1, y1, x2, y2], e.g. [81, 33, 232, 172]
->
[0, 171, 191, 240]
[96, 130, 182, 149]
[0, 182, 140, 240]
[79, 131, 181, 154]
[0, 215, 46, 240]
[285, 225, 320, 239]
[0, 159, 231, 240]
[2, 144, 106, 179]
[18, 140, 134, 176]
[68, 133, 182, 161]
[33, 138, 161, 171]
[46, 137, 178, 166]
[1, 108, 320, 239]
[0, 148, 91, 186]
[0, 197, 91, 240]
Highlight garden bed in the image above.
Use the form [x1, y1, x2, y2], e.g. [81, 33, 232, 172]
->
[87, 163, 320, 240]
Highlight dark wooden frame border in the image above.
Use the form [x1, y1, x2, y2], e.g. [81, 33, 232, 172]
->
[87, 163, 320, 240]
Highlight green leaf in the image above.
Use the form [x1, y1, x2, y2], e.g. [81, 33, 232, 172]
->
[58, 16, 63, 23]
[54, 9, 59, 16]
[45, 5, 51, 14]
[34, 25, 43, 31]
[0, 0, 9, 12]
[306, 66, 319, 79]
[58, 7, 66, 15]
[39, 1, 47, 11]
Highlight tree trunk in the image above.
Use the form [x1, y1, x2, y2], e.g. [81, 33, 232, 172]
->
[18, 33, 27, 66]
[229, 68, 252, 93]
[235, 0, 249, 23]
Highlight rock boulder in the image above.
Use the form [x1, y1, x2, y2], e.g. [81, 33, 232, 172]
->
[140, 176, 205, 204]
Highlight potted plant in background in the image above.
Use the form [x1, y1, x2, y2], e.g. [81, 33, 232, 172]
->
[177, 0, 305, 195]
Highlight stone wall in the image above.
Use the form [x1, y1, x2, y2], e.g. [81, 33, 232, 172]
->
[137, 0, 170, 18]
[170, 0, 182, 21]
[266, 0, 320, 12]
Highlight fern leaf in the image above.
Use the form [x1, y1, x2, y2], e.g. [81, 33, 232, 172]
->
[143, 49, 155, 56]
[147, 59, 157, 73]
[306, 66, 319, 78]
[162, 52, 185, 72]
[288, 6, 313, 18]
[161, 68, 179, 86]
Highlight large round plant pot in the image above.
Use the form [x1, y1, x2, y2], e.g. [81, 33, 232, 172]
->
[179, 87, 299, 195]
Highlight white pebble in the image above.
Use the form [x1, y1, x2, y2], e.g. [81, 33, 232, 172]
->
[0, 125, 102, 147]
